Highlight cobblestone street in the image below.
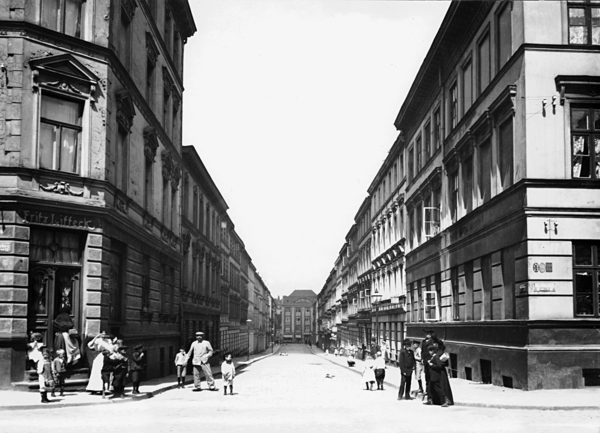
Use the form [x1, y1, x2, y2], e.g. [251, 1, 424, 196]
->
[4, 345, 600, 433]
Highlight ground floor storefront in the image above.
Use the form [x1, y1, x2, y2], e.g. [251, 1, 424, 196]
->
[0, 205, 182, 389]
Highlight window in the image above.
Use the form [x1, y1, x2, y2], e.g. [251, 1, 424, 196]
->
[171, 186, 177, 231]
[450, 82, 458, 129]
[478, 32, 491, 95]
[416, 136, 422, 172]
[163, 88, 170, 134]
[164, 6, 172, 53]
[144, 157, 153, 211]
[497, 3, 512, 70]
[162, 178, 169, 227]
[142, 255, 151, 311]
[41, 0, 85, 38]
[193, 188, 198, 225]
[408, 147, 414, 181]
[462, 59, 473, 114]
[399, 153, 405, 180]
[409, 208, 415, 248]
[478, 140, 492, 203]
[571, 105, 600, 179]
[161, 263, 167, 312]
[433, 108, 442, 148]
[498, 117, 514, 188]
[451, 267, 460, 320]
[462, 156, 473, 214]
[173, 31, 181, 68]
[573, 242, 600, 316]
[119, 5, 132, 68]
[416, 201, 423, 245]
[146, 58, 155, 107]
[569, 1, 600, 45]
[115, 127, 128, 191]
[449, 171, 459, 223]
[39, 94, 83, 174]
[424, 122, 431, 161]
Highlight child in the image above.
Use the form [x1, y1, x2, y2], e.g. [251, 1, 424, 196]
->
[130, 344, 145, 395]
[220, 353, 235, 395]
[109, 345, 130, 399]
[362, 355, 376, 391]
[175, 347, 188, 389]
[38, 350, 54, 403]
[51, 349, 67, 397]
[374, 350, 386, 390]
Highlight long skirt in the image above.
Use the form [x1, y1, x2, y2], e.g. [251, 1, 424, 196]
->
[86, 354, 104, 392]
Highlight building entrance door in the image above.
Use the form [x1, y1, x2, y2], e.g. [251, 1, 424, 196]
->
[27, 265, 81, 351]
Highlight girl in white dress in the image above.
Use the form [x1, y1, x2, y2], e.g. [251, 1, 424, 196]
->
[86, 332, 114, 393]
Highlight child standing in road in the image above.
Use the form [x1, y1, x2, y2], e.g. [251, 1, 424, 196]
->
[221, 353, 235, 395]
[175, 347, 188, 389]
[362, 355, 376, 391]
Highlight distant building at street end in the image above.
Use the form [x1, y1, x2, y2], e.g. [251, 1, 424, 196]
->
[281, 290, 317, 343]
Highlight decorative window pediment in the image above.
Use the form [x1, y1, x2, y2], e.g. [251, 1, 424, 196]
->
[556, 76, 600, 105]
[116, 90, 136, 133]
[162, 67, 173, 96]
[121, 0, 138, 21]
[161, 150, 181, 188]
[146, 32, 159, 66]
[143, 126, 159, 161]
[29, 54, 99, 98]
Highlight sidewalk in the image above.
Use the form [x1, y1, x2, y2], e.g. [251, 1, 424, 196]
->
[312, 346, 600, 410]
[0, 345, 281, 411]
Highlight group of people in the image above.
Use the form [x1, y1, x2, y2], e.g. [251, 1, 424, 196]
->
[355, 329, 454, 407]
[85, 332, 146, 399]
[397, 329, 454, 407]
[176, 331, 237, 396]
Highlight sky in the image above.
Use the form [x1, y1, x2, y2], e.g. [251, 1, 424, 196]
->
[182, 0, 451, 299]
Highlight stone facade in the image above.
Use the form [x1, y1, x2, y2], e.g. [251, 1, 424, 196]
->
[0, 0, 195, 388]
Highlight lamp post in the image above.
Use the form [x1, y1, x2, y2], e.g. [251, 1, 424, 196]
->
[371, 291, 382, 351]
[246, 319, 252, 361]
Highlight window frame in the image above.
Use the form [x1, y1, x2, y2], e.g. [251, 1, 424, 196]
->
[449, 81, 459, 130]
[570, 104, 600, 180]
[573, 242, 600, 317]
[496, 1, 513, 71]
[568, 0, 600, 46]
[41, 0, 86, 39]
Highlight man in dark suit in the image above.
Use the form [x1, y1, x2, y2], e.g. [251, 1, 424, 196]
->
[397, 338, 416, 400]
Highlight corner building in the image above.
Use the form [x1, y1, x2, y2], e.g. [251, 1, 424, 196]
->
[397, 1, 600, 390]
[0, 0, 195, 388]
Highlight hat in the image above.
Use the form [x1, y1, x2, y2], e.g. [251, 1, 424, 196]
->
[134, 344, 143, 350]
[195, 332, 204, 336]
[402, 338, 411, 345]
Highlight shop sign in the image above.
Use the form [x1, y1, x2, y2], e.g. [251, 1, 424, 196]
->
[533, 283, 556, 293]
[21, 210, 99, 230]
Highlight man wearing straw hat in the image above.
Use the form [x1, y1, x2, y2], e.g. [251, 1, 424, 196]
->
[187, 331, 217, 391]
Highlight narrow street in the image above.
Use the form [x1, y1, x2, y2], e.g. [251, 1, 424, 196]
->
[4, 345, 600, 433]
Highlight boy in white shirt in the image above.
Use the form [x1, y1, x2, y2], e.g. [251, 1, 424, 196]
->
[221, 353, 236, 395]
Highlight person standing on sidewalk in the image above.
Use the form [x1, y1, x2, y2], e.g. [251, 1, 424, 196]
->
[130, 344, 145, 395]
[412, 340, 424, 396]
[397, 338, 416, 400]
[38, 350, 54, 403]
[187, 331, 217, 391]
[51, 349, 67, 397]
[420, 329, 435, 404]
[425, 343, 453, 407]
[175, 347, 188, 388]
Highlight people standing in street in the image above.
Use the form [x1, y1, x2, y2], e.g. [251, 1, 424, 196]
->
[420, 329, 435, 404]
[425, 343, 453, 407]
[38, 350, 54, 403]
[412, 340, 424, 396]
[51, 349, 67, 397]
[374, 351, 386, 390]
[362, 355, 376, 391]
[175, 347, 188, 389]
[397, 338, 416, 400]
[186, 331, 217, 391]
[108, 345, 130, 399]
[86, 332, 114, 394]
[221, 353, 236, 395]
[130, 344, 145, 395]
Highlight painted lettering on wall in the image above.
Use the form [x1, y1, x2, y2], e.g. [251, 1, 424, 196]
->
[22, 210, 99, 230]
[532, 262, 553, 273]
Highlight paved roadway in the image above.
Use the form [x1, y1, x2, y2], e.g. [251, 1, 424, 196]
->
[4, 344, 600, 433]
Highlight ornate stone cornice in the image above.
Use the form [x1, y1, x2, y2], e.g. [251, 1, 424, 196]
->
[121, 0, 138, 21]
[116, 90, 136, 133]
[143, 127, 159, 161]
[162, 67, 173, 96]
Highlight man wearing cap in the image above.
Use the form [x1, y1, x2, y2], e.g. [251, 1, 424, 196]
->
[187, 332, 217, 391]
[397, 338, 416, 400]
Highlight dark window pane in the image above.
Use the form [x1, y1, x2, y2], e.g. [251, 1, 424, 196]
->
[39, 123, 57, 170]
[575, 244, 593, 266]
[575, 272, 594, 316]
[572, 108, 589, 130]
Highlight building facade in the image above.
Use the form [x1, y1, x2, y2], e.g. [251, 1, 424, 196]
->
[0, 0, 195, 388]
[282, 290, 316, 343]
[318, 1, 600, 390]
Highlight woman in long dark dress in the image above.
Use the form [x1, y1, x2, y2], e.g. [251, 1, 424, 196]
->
[425, 343, 454, 407]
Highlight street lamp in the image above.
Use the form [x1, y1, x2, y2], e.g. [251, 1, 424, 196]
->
[246, 319, 252, 361]
[371, 291, 382, 351]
